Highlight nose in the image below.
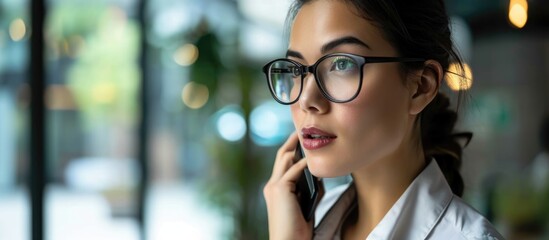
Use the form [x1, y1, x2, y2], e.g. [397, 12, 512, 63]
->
[298, 74, 330, 114]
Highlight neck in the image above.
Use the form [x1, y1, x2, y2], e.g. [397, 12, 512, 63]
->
[344, 137, 427, 239]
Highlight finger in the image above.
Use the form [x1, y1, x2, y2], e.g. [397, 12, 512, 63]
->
[309, 215, 315, 227]
[271, 132, 299, 178]
[279, 132, 299, 155]
[270, 151, 295, 180]
[280, 158, 308, 184]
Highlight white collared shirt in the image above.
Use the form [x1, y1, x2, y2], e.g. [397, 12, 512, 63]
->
[313, 160, 504, 240]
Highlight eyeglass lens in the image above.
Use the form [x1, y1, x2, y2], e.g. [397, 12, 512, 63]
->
[268, 55, 361, 103]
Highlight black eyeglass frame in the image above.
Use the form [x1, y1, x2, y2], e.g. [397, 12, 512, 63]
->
[262, 53, 425, 105]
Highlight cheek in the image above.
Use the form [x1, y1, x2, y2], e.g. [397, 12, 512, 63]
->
[346, 68, 408, 123]
[337, 68, 410, 153]
[290, 104, 302, 129]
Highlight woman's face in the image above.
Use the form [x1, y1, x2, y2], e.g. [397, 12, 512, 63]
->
[290, 0, 416, 177]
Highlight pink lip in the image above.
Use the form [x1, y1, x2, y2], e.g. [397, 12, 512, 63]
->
[301, 127, 337, 150]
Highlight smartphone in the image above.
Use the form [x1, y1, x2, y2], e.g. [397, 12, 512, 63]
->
[294, 141, 320, 221]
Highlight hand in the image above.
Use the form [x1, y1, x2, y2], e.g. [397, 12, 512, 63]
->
[263, 132, 314, 240]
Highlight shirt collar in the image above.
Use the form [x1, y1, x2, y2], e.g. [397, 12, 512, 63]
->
[367, 159, 454, 239]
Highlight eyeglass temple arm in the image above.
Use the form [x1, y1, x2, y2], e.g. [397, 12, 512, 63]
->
[364, 57, 425, 63]
[270, 68, 292, 74]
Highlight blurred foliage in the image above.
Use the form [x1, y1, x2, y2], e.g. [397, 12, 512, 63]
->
[204, 133, 269, 240]
[47, 2, 139, 129]
[493, 174, 549, 237]
[190, 29, 223, 97]
[44, 1, 274, 239]
[187, 26, 270, 239]
[46, 2, 104, 39]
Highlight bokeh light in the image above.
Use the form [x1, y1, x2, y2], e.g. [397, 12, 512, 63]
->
[446, 62, 473, 91]
[216, 108, 246, 142]
[173, 44, 199, 66]
[9, 19, 26, 41]
[509, 0, 528, 28]
[45, 85, 77, 110]
[250, 101, 293, 146]
[91, 82, 117, 104]
[182, 81, 209, 109]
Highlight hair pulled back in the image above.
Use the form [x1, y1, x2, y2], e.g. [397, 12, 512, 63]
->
[287, 0, 472, 196]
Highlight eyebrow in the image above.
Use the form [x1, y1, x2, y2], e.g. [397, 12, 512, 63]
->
[286, 36, 371, 59]
[286, 49, 304, 59]
[321, 36, 371, 53]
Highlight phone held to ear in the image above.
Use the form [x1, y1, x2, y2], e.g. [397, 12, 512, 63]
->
[294, 141, 321, 221]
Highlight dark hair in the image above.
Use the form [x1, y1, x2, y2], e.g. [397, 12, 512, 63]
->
[287, 0, 472, 197]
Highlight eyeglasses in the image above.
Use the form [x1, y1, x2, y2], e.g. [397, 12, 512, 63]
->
[262, 53, 424, 105]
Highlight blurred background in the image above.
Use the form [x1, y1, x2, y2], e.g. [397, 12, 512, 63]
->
[0, 0, 547, 239]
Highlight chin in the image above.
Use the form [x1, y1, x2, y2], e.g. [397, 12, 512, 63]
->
[306, 156, 350, 178]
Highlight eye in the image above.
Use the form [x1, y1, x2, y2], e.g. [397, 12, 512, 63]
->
[290, 66, 301, 77]
[329, 57, 357, 72]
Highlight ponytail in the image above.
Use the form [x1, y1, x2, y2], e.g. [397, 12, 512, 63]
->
[420, 93, 472, 197]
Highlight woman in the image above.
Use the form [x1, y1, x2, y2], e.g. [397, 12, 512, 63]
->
[262, 0, 504, 239]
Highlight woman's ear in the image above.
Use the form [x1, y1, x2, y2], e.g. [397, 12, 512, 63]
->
[408, 60, 443, 115]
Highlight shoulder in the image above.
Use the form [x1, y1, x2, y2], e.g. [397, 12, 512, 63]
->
[428, 195, 504, 240]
